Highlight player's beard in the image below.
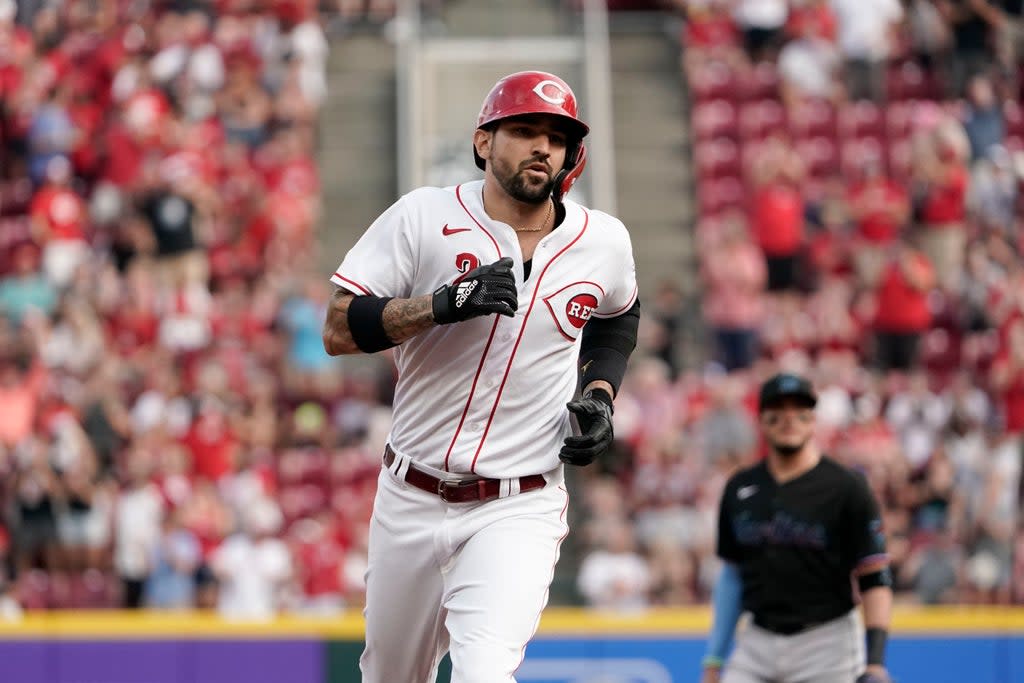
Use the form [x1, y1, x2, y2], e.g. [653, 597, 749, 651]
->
[771, 436, 810, 457]
[492, 156, 554, 204]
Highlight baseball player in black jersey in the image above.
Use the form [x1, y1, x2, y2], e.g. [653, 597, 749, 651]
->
[700, 373, 893, 683]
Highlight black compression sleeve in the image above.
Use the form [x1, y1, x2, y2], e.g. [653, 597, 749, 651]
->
[579, 299, 640, 394]
[347, 295, 397, 353]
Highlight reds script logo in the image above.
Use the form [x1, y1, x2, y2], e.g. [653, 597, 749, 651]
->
[543, 282, 604, 341]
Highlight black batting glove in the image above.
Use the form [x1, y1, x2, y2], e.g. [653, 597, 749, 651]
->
[432, 257, 518, 325]
[559, 388, 614, 466]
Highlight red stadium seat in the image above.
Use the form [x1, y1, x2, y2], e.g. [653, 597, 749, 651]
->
[794, 136, 839, 179]
[302, 451, 330, 486]
[839, 101, 885, 141]
[885, 100, 916, 141]
[695, 138, 742, 181]
[886, 138, 915, 182]
[886, 61, 931, 101]
[788, 99, 838, 141]
[1005, 101, 1024, 138]
[697, 177, 746, 216]
[840, 137, 885, 177]
[691, 99, 739, 141]
[70, 570, 115, 608]
[739, 99, 787, 142]
[689, 60, 739, 102]
[16, 570, 50, 610]
[742, 62, 780, 101]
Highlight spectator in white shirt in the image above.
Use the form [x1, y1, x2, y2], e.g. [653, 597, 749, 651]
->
[830, 0, 905, 100]
[778, 20, 844, 107]
[114, 451, 165, 608]
[733, 0, 790, 62]
[212, 497, 292, 620]
[577, 519, 652, 612]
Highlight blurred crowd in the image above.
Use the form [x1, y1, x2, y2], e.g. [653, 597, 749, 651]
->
[569, 0, 1024, 611]
[2, 0, 1023, 621]
[0, 0, 409, 618]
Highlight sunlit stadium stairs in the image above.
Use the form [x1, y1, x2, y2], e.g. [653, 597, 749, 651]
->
[440, 0, 568, 36]
[317, 32, 398, 276]
[609, 12, 699, 369]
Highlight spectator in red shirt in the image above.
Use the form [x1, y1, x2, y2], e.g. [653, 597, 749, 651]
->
[30, 156, 89, 289]
[990, 317, 1024, 436]
[747, 137, 808, 296]
[701, 215, 767, 370]
[914, 120, 971, 292]
[290, 513, 347, 614]
[785, 0, 838, 42]
[873, 242, 937, 372]
[674, 0, 744, 74]
[181, 399, 240, 483]
[847, 154, 911, 288]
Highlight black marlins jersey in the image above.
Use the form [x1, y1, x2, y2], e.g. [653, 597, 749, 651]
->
[716, 457, 887, 629]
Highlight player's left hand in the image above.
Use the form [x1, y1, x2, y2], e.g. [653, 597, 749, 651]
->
[559, 389, 613, 466]
[856, 666, 891, 683]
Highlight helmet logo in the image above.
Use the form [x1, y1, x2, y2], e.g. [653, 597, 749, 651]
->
[532, 80, 567, 105]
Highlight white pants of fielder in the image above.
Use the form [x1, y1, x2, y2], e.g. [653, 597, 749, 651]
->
[360, 455, 569, 683]
[723, 611, 865, 683]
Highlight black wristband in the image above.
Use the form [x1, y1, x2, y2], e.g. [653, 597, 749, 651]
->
[347, 295, 397, 353]
[865, 627, 888, 666]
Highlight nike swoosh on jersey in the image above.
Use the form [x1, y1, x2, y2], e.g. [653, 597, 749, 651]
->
[442, 224, 472, 236]
[737, 485, 759, 500]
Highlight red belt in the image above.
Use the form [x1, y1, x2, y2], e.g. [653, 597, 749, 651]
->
[383, 445, 546, 503]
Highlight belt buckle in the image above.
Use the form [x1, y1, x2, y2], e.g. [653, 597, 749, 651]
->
[437, 479, 461, 502]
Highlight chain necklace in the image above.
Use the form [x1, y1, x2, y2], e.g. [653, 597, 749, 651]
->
[512, 199, 553, 233]
[484, 190, 553, 233]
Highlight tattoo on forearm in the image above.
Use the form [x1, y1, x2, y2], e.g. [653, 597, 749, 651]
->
[382, 295, 435, 343]
[324, 291, 434, 355]
[323, 290, 358, 355]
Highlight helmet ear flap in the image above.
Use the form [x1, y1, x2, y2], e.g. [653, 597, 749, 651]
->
[552, 142, 586, 203]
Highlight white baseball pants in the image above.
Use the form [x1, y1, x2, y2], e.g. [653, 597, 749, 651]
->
[359, 463, 569, 683]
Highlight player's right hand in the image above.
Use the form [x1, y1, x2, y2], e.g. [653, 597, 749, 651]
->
[432, 257, 518, 324]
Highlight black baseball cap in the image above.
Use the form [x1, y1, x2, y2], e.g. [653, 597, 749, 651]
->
[758, 373, 817, 412]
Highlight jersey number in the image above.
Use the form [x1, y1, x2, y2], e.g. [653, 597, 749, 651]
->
[454, 253, 480, 281]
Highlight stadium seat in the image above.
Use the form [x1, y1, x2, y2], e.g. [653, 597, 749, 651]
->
[840, 101, 885, 141]
[1005, 101, 1024, 138]
[840, 137, 886, 177]
[794, 137, 840, 179]
[742, 62, 780, 101]
[689, 61, 738, 102]
[16, 570, 50, 610]
[739, 99, 787, 142]
[695, 138, 742, 181]
[691, 99, 739, 141]
[886, 61, 932, 101]
[885, 100, 916, 141]
[697, 177, 746, 216]
[886, 138, 915, 182]
[788, 99, 838, 141]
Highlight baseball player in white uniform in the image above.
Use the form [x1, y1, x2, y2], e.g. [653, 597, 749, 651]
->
[322, 71, 641, 682]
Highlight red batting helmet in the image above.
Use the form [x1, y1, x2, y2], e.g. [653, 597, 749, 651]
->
[473, 71, 589, 201]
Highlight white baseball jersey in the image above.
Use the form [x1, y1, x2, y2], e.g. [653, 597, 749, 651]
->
[331, 179, 638, 479]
